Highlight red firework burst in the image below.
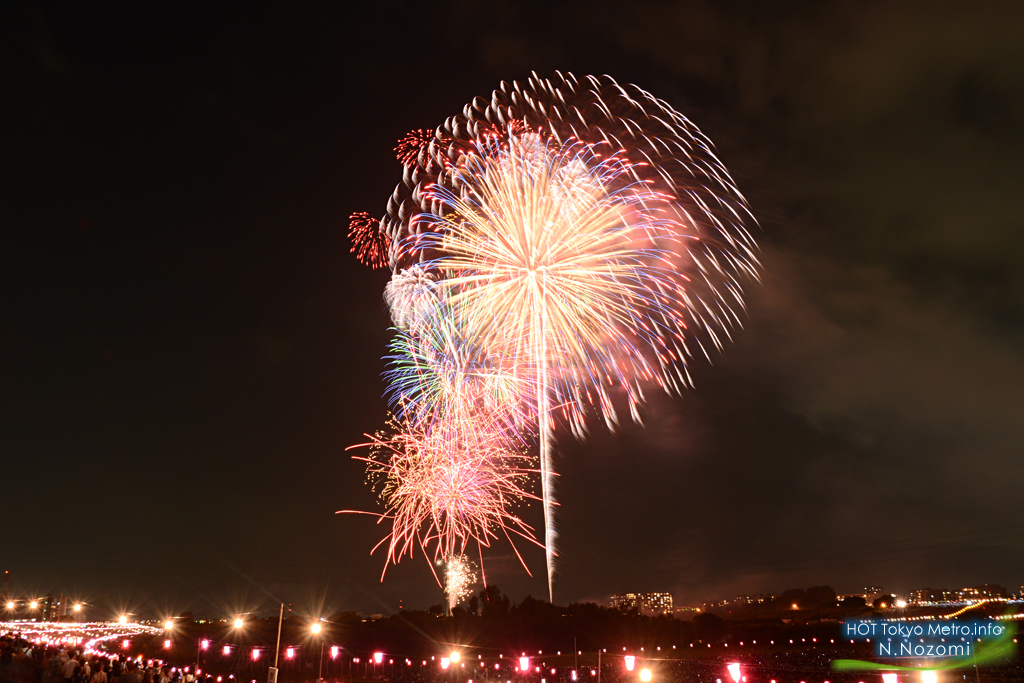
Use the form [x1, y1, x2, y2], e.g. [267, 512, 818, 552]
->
[394, 129, 438, 167]
[348, 211, 391, 269]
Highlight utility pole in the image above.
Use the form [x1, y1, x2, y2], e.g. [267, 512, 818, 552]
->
[268, 603, 283, 683]
[274, 603, 284, 667]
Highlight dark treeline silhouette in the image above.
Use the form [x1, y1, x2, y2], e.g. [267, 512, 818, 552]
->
[331, 587, 693, 655]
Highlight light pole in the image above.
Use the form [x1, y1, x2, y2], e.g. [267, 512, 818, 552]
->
[311, 622, 324, 683]
[274, 604, 284, 669]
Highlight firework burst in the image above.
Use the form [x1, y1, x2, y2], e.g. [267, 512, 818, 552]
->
[348, 211, 391, 269]
[383, 264, 439, 331]
[384, 297, 532, 433]
[351, 73, 759, 600]
[341, 413, 540, 576]
[419, 131, 701, 600]
[395, 129, 442, 167]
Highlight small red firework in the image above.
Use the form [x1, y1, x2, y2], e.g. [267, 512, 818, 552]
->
[348, 211, 391, 269]
[395, 129, 437, 167]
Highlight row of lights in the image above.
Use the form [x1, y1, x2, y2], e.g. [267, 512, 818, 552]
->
[5, 601, 88, 613]
[725, 664, 942, 683]
[8, 624, 978, 683]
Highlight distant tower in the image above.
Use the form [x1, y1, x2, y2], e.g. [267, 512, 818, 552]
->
[2, 571, 9, 602]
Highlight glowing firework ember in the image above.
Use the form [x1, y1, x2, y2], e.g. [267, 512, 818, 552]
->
[351, 73, 758, 600]
[348, 211, 391, 269]
[442, 554, 479, 613]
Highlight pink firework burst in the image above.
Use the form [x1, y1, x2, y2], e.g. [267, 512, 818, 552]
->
[340, 413, 540, 579]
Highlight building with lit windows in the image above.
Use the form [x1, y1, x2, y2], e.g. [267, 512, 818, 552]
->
[908, 584, 1008, 605]
[611, 593, 674, 616]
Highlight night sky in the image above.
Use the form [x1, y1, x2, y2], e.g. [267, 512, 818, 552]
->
[3, 1, 1023, 619]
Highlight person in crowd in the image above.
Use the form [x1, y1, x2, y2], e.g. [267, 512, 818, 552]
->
[118, 663, 138, 683]
[61, 653, 79, 683]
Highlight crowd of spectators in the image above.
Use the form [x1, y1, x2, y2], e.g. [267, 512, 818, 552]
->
[0, 633, 236, 683]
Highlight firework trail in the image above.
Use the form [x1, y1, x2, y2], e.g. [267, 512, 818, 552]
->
[442, 554, 479, 614]
[367, 73, 759, 601]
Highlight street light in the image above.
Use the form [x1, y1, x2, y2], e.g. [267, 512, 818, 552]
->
[119, 615, 128, 624]
[29, 601, 38, 610]
[727, 664, 741, 683]
[164, 620, 174, 631]
[640, 671, 652, 683]
[624, 657, 635, 672]
[233, 618, 244, 629]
